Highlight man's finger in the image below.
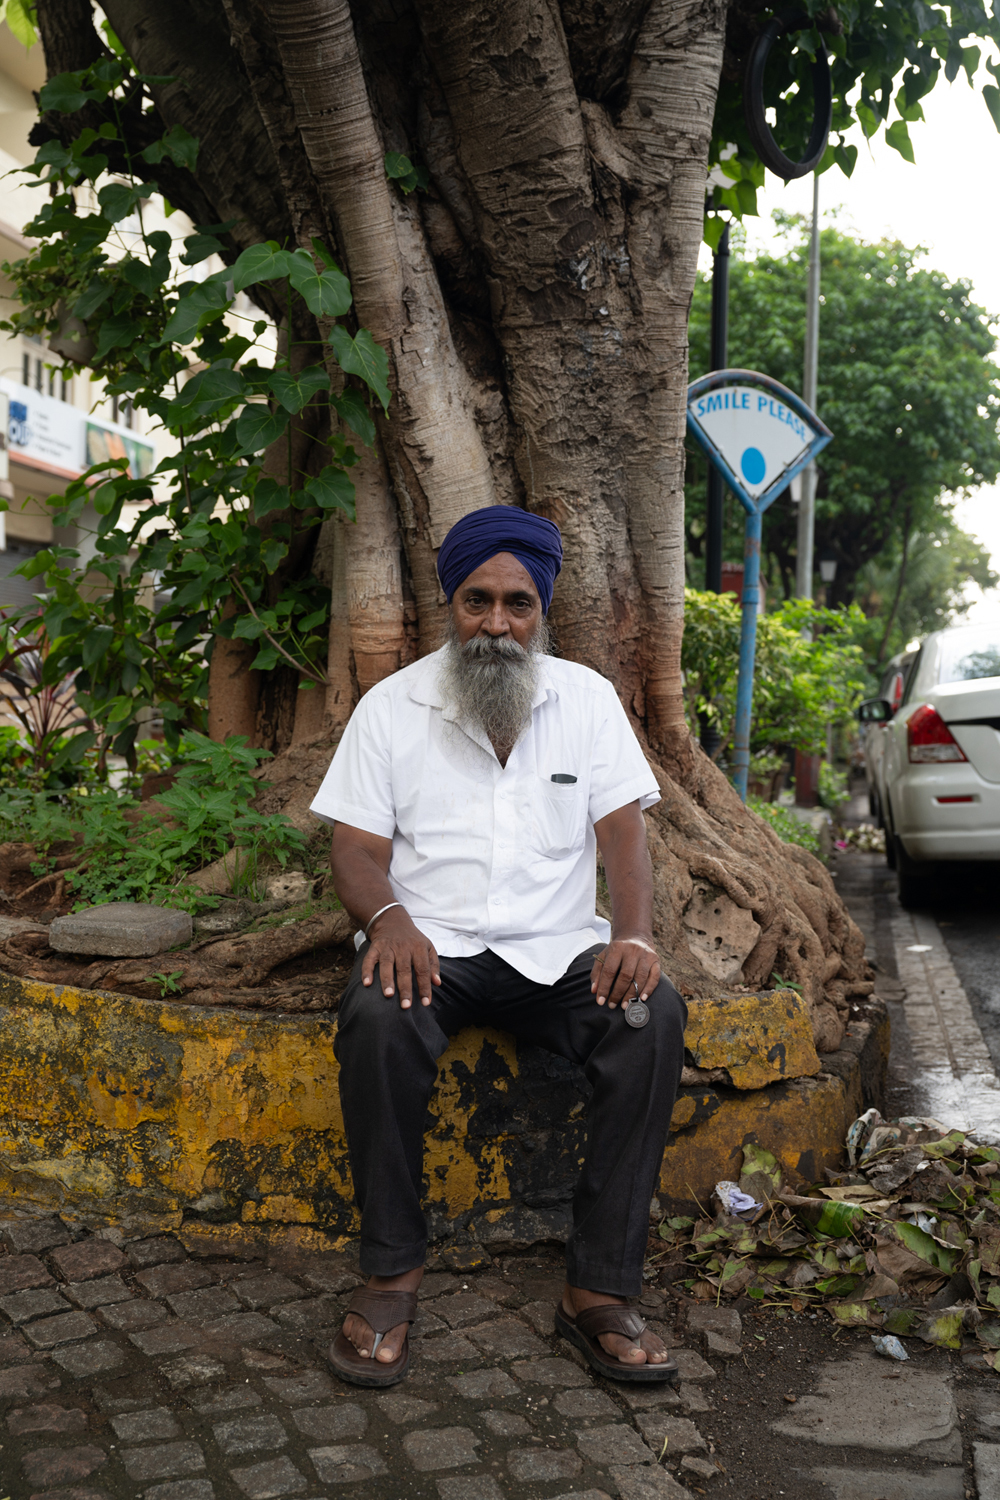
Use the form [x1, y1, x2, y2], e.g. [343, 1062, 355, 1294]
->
[590, 949, 608, 1000]
[606, 951, 642, 1008]
[361, 944, 378, 988]
[394, 949, 415, 1009]
[412, 947, 434, 1008]
[638, 960, 661, 1001]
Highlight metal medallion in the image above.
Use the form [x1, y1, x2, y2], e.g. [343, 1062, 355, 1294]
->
[625, 999, 650, 1029]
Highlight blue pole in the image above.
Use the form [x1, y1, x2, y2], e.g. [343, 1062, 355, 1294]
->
[732, 506, 763, 801]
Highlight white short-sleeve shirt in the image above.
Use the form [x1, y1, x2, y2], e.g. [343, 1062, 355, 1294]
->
[309, 646, 660, 985]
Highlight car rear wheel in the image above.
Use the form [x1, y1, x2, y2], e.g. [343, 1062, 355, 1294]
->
[893, 835, 932, 909]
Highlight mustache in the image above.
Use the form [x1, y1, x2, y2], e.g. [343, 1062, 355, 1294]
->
[459, 634, 531, 663]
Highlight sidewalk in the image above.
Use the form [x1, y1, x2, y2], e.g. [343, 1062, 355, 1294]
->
[0, 1194, 997, 1499]
[1, 841, 998, 1499]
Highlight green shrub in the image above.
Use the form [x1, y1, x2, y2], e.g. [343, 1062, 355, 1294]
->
[818, 762, 850, 812]
[683, 589, 867, 761]
[0, 733, 307, 913]
[748, 797, 822, 857]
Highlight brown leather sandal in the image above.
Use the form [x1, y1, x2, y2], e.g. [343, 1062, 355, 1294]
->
[327, 1286, 418, 1388]
[555, 1301, 680, 1384]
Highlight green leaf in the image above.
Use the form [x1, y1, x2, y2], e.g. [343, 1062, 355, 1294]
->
[181, 233, 224, 266]
[173, 365, 244, 410]
[304, 467, 355, 517]
[141, 123, 199, 172]
[7, 0, 38, 47]
[122, 257, 169, 298]
[915, 1308, 963, 1349]
[894, 1221, 959, 1273]
[984, 86, 1000, 134]
[98, 182, 146, 224]
[82, 626, 115, 669]
[268, 366, 331, 413]
[231, 242, 296, 292]
[230, 614, 267, 640]
[286, 249, 352, 317]
[703, 215, 727, 253]
[235, 404, 291, 454]
[251, 478, 291, 520]
[72, 279, 113, 319]
[884, 119, 915, 163]
[39, 73, 92, 113]
[96, 311, 141, 359]
[385, 151, 415, 180]
[330, 325, 391, 413]
[384, 151, 429, 194]
[332, 388, 376, 446]
[160, 278, 230, 345]
[834, 143, 859, 178]
[261, 538, 288, 573]
[855, 101, 881, 139]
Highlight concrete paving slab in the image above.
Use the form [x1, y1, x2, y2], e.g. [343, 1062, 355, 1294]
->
[975, 1443, 1000, 1500]
[771, 1352, 960, 1457]
[806, 1465, 966, 1499]
[48, 902, 192, 958]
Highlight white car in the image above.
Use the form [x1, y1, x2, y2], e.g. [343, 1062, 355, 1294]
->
[862, 649, 917, 824]
[857, 622, 1000, 906]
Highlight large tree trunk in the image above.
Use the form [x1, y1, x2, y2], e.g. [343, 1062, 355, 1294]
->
[39, 0, 871, 1042]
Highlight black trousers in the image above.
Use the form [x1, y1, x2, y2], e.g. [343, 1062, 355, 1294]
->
[334, 943, 687, 1297]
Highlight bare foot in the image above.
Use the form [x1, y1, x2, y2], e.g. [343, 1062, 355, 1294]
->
[562, 1282, 671, 1366]
[342, 1267, 423, 1364]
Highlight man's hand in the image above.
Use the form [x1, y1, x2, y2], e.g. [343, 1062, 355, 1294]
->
[590, 936, 661, 1008]
[592, 800, 661, 1008]
[363, 907, 441, 1009]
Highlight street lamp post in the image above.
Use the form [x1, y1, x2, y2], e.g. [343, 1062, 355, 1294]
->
[796, 172, 821, 600]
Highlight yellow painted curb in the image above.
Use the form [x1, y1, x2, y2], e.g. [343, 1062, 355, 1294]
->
[0, 973, 887, 1239]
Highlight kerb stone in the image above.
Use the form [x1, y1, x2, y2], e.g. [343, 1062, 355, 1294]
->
[49, 902, 192, 958]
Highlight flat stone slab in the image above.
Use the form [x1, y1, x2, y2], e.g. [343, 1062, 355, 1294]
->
[49, 901, 191, 957]
[975, 1443, 1000, 1500]
[0, 916, 47, 941]
[771, 1352, 959, 1458]
[806, 1465, 966, 1500]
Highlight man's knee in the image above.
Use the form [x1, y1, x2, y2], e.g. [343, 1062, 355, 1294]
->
[642, 975, 686, 1072]
[335, 963, 441, 1063]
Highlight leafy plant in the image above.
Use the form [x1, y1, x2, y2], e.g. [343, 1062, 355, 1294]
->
[0, 613, 94, 786]
[151, 970, 183, 997]
[748, 798, 823, 858]
[0, 55, 388, 767]
[818, 762, 850, 812]
[705, 0, 1000, 238]
[683, 589, 867, 761]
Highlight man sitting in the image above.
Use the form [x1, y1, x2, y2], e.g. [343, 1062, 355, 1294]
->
[311, 505, 686, 1388]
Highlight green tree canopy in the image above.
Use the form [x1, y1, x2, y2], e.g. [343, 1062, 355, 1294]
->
[686, 214, 1000, 665]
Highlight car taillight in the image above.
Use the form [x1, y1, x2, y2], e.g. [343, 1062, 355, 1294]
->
[889, 672, 904, 711]
[907, 705, 967, 763]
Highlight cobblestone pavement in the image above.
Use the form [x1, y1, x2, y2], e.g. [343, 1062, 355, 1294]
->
[1, 1211, 998, 1500]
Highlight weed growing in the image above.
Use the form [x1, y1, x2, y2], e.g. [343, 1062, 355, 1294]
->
[0, 733, 306, 913]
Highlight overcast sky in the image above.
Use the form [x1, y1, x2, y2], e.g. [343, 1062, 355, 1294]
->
[718, 69, 1000, 623]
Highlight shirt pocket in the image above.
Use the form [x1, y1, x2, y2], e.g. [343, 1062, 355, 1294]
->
[527, 776, 586, 859]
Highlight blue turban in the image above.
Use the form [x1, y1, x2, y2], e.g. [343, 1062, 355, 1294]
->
[436, 507, 563, 614]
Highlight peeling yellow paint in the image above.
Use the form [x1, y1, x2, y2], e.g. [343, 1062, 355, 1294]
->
[0, 974, 885, 1232]
[684, 990, 820, 1089]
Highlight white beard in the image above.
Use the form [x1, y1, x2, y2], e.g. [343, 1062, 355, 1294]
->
[441, 619, 550, 754]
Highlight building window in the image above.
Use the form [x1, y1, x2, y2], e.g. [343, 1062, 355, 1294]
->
[21, 352, 28, 386]
[111, 396, 133, 429]
[61, 375, 70, 403]
[34, 359, 42, 393]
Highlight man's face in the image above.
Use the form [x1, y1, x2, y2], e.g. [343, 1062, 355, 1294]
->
[451, 552, 542, 648]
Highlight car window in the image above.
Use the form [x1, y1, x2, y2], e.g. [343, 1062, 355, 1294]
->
[937, 629, 1000, 685]
[901, 648, 924, 704]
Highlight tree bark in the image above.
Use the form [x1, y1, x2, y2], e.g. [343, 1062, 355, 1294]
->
[32, 0, 873, 1037]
